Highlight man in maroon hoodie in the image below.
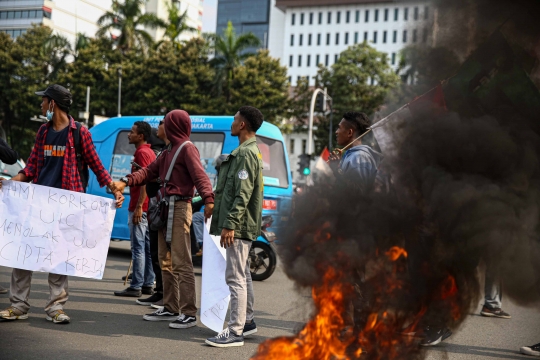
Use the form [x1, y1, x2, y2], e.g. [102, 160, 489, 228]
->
[113, 110, 214, 329]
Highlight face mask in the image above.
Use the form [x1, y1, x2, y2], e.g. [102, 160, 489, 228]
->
[46, 102, 54, 121]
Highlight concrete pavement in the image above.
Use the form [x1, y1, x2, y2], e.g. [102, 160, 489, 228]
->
[0, 240, 538, 360]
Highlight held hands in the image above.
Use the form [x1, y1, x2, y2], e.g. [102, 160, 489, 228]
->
[204, 203, 214, 223]
[133, 205, 143, 225]
[220, 228, 235, 248]
[108, 181, 125, 208]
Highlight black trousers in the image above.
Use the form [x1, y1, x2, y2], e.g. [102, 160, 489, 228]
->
[149, 229, 163, 293]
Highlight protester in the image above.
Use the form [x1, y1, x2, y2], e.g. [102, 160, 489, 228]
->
[136, 120, 168, 308]
[0, 137, 18, 295]
[113, 110, 214, 328]
[115, 121, 156, 297]
[480, 262, 511, 318]
[0, 84, 124, 324]
[521, 342, 540, 357]
[206, 106, 264, 348]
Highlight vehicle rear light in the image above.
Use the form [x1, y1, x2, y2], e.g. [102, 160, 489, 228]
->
[262, 199, 277, 210]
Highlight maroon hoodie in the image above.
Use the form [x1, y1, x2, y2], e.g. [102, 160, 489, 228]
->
[127, 110, 214, 204]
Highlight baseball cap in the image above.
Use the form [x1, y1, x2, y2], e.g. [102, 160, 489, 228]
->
[35, 84, 73, 109]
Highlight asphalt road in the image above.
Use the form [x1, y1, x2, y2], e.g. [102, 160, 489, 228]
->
[0, 241, 539, 360]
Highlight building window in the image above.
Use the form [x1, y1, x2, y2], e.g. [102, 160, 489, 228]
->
[325, 54, 329, 66]
[354, 32, 359, 44]
[299, 34, 303, 46]
[373, 31, 377, 43]
[326, 33, 330, 45]
[292, 13, 296, 25]
[290, 34, 294, 46]
[300, 13, 304, 25]
[364, 31, 368, 41]
[365, 10, 369, 22]
[355, 10, 360, 22]
[335, 33, 339, 45]
[334, 54, 338, 63]
[391, 52, 396, 65]
[403, 30, 408, 42]
[384, 9, 389, 21]
[327, 11, 332, 24]
[289, 55, 293, 67]
[316, 54, 320, 65]
[298, 55, 302, 67]
[383, 31, 387, 43]
[288, 76, 292, 83]
[308, 33, 312, 46]
[307, 55, 311, 67]
[393, 30, 397, 43]
[374, 9, 379, 22]
[318, 12, 323, 24]
[336, 11, 341, 24]
[414, 7, 419, 20]
[346, 10, 350, 23]
[394, 8, 399, 21]
[309, 12, 313, 24]
[370, 78, 375, 85]
[344, 32, 349, 45]
[297, 76, 301, 83]
[423, 28, 428, 43]
[424, 6, 429, 20]
[404, 8, 409, 20]
[290, 139, 295, 154]
[317, 33, 321, 45]
[302, 139, 307, 154]
[413, 29, 417, 43]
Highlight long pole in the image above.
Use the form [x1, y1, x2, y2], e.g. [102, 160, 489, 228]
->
[308, 88, 324, 155]
[85, 86, 90, 126]
[117, 66, 122, 117]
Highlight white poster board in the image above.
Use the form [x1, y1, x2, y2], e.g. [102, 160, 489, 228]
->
[200, 219, 230, 333]
[0, 181, 116, 279]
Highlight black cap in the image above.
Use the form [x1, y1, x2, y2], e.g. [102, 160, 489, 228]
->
[35, 84, 72, 109]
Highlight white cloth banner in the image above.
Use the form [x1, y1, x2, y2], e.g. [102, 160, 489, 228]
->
[200, 218, 230, 333]
[0, 181, 116, 279]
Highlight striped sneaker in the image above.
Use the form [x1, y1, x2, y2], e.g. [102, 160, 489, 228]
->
[46, 310, 70, 324]
[0, 307, 28, 321]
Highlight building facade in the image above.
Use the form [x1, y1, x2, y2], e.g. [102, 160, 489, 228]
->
[0, 0, 112, 43]
[146, 0, 203, 42]
[216, 0, 271, 49]
[269, 0, 431, 86]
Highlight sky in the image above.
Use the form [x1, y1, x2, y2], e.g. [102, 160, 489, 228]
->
[202, 0, 217, 33]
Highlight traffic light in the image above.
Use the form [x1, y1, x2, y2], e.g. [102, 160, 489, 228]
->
[297, 154, 311, 176]
[314, 93, 325, 112]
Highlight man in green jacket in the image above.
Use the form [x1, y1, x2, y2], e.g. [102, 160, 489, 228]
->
[206, 106, 264, 348]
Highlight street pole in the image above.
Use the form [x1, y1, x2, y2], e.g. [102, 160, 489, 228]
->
[308, 88, 324, 155]
[117, 66, 122, 117]
[85, 86, 90, 126]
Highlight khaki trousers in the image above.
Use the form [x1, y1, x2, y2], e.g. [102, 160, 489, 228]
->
[158, 201, 196, 316]
[10, 268, 68, 315]
[226, 239, 254, 334]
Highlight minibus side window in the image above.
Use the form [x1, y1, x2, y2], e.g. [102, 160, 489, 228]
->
[109, 130, 134, 194]
[256, 136, 289, 188]
[190, 132, 225, 186]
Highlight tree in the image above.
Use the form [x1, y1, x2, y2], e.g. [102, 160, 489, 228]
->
[211, 21, 261, 102]
[97, 0, 165, 54]
[157, 3, 197, 50]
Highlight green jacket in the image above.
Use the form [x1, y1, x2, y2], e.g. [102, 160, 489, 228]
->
[210, 137, 263, 240]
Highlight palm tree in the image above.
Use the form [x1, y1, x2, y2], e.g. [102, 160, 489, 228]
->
[156, 2, 198, 50]
[96, 0, 165, 54]
[211, 21, 261, 101]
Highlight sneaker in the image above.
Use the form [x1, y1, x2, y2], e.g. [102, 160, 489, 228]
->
[114, 287, 142, 297]
[136, 292, 163, 306]
[0, 285, 8, 294]
[169, 314, 197, 329]
[143, 307, 179, 321]
[142, 286, 154, 295]
[521, 343, 540, 357]
[151, 299, 164, 309]
[419, 326, 452, 347]
[205, 327, 244, 348]
[46, 310, 70, 324]
[121, 273, 132, 281]
[480, 306, 511, 319]
[0, 307, 28, 321]
[243, 319, 257, 337]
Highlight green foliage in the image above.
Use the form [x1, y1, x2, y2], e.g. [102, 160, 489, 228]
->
[156, 3, 198, 50]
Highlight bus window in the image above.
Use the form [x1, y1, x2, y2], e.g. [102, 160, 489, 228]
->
[109, 130, 134, 193]
[256, 136, 289, 188]
[190, 132, 225, 185]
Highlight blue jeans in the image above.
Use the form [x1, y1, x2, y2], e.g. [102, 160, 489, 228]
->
[128, 211, 155, 289]
[192, 212, 205, 248]
[484, 261, 502, 309]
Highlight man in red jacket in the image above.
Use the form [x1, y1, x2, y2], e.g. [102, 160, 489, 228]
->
[114, 110, 214, 329]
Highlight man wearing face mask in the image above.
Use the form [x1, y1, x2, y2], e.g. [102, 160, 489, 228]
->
[0, 84, 124, 324]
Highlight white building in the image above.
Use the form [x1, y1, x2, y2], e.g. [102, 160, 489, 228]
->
[146, 0, 203, 42]
[268, 0, 431, 86]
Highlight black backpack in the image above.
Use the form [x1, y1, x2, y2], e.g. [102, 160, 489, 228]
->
[72, 122, 89, 192]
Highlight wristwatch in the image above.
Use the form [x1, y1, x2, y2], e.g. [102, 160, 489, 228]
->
[120, 176, 129, 185]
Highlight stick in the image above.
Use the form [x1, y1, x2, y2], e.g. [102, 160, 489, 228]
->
[123, 260, 132, 286]
[326, 129, 373, 163]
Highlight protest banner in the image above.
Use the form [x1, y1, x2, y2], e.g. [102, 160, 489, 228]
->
[200, 218, 230, 333]
[0, 180, 116, 279]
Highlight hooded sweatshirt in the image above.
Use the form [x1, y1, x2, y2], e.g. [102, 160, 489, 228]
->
[339, 144, 383, 195]
[127, 110, 214, 204]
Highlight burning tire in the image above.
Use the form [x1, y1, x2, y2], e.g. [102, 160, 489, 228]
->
[250, 242, 276, 281]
